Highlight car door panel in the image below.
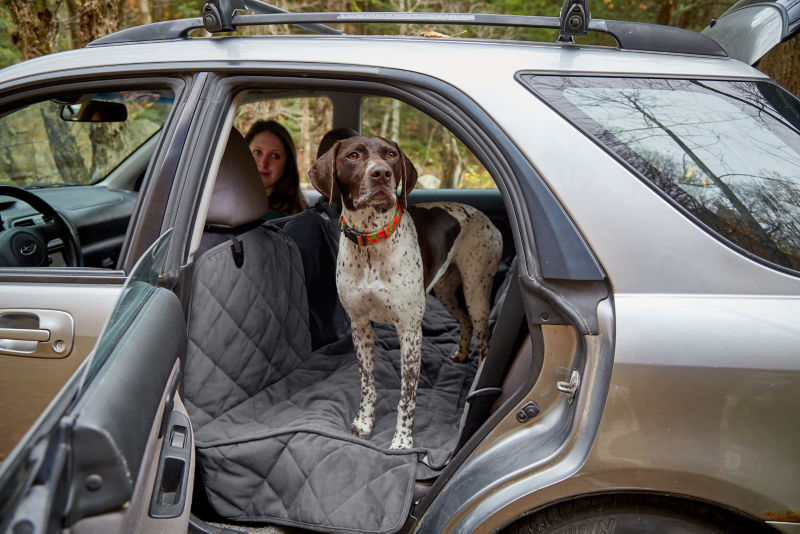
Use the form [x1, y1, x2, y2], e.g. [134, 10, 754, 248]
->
[0, 281, 124, 464]
[0, 227, 192, 533]
[65, 286, 187, 526]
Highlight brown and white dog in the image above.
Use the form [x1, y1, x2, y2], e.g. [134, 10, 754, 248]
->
[309, 136, 502, 449]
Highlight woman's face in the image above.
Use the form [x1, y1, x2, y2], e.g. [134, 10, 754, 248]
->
[249, 130, 287, 188]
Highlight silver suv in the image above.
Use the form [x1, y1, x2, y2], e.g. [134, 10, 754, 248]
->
[0, 1, 798, 533]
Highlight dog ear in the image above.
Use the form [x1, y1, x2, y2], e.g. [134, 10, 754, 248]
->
[309, 140, 342, 207]
[398, 144, 417, 209]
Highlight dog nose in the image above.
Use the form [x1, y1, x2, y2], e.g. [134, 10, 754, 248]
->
[370, 164, 393, 181]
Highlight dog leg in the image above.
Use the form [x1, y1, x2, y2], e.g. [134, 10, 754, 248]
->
[390, 323, 422, 449]
[461, 265, 496, 364]
[434, 265, 473, 363]
[349, 319, 377, 440]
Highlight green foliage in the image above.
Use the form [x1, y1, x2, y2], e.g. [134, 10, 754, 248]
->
[0, 6, 22, 68]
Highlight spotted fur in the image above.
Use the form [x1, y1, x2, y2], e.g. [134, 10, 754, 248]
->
[309, 136, 502, 449]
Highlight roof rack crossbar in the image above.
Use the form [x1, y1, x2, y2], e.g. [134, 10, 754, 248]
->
[89, 10, 727, 59]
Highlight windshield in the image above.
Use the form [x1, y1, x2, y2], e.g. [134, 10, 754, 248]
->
[0, 90, 173, 187]
[525, 75, 800, 273]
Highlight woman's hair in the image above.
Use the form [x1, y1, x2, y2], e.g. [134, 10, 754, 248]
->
[244, 119, 307, 216]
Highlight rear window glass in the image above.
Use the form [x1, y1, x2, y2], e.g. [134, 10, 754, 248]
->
[522, 75, 800, 273]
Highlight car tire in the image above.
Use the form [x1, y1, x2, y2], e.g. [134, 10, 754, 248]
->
[502, 494, 776, 534]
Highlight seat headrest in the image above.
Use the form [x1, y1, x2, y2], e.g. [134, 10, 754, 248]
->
[206, 129, 268, 229]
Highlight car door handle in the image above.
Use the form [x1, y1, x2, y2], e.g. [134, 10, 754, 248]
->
[0, 327, 50, 342]
[0, 309, 74, 358]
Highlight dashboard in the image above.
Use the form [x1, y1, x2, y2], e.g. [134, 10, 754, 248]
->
[0, 186, 137, 268]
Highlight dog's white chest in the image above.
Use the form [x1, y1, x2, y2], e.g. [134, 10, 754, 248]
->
[336, 218, 425, 325]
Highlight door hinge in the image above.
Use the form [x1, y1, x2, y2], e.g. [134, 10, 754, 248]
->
[557, 370, 580, 404]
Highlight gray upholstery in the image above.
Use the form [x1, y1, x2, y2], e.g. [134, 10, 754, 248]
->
[184, 225, 481, 533]
[185, 140, 487, 532]
[205, 129, 268, 229]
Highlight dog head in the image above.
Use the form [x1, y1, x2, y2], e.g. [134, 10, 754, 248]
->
[309, 136, 418, 212]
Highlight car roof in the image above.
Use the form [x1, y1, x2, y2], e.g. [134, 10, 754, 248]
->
[0, 33, 768, 92]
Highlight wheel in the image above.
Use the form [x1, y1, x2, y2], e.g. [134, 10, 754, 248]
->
[0, 185, 82, 267]
[503, 494, 776, 534]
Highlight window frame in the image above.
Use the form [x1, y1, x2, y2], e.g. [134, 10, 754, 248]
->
[168, 67, 604, 286]
[0, 74, 188, 280]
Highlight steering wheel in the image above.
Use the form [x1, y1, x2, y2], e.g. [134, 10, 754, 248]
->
[0, 185, 83, 267]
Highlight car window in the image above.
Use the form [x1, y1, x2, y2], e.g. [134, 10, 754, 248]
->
[0, 88, 175, 269]
[0, 90, 173, 186]
[524, 76, 800, 272]
[362, 97, 495, 189]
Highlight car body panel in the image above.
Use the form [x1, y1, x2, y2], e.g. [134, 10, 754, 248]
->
[464, 293, 800, 531]
[0, 232, 192, 532]
[436, 69, 800, 531]
[0, 18, 797, 534]
[0, 36, 767, 93]
[703, 0, 800, 65]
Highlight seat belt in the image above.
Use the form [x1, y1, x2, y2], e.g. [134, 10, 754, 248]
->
[456, 261, 527, 449]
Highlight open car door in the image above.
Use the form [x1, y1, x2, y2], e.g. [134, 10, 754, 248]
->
[702, 0, 800, 65]
[0, 232, 193, 533]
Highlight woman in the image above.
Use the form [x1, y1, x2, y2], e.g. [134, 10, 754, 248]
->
[244, 120, 307, 219]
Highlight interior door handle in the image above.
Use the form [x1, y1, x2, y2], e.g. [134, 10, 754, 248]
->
[0, 309, 74, 358]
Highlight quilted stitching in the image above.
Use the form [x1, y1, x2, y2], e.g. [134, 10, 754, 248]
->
[185, 225, 479, 534]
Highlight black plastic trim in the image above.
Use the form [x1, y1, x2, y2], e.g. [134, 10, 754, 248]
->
[88, 18, 204, 47]
[149, 410, 193, 519]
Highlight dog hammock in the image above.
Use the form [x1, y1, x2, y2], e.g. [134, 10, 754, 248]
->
[183, 224, 485, 534]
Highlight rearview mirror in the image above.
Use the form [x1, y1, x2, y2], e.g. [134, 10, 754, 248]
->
[60, 101, 128, 122]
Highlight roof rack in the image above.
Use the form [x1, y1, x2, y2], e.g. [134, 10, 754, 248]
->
[88, 0, 727, 59]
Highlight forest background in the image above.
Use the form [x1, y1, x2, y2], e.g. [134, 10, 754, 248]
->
[1, 0, 799, 189]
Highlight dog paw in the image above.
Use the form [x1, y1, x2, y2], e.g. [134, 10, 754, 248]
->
[450, 350, 468, 363]
[347, 422, 371, 440]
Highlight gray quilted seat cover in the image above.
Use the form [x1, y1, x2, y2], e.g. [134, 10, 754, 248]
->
[184, 224, 478, 534]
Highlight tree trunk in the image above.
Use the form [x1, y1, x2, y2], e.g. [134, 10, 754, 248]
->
[440, 136, 462, 189]
[389, 99, 401, 143]
[655, 0, 672, 26]
[39, 107, 87, 184]
[79, 0, 122, 46]
[137, 0, 153, 26]
[757, 36, 800, 98]
[89, 122, 125, 182]
[300, 98, 312, 176]
[7, 0, 53, 60]
[66, 0, 82, 50]
[379, 102, 391, 138]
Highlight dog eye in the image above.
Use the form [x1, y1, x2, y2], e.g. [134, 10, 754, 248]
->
[346, 152, 359, 160]
[387, 151, 398, 159]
